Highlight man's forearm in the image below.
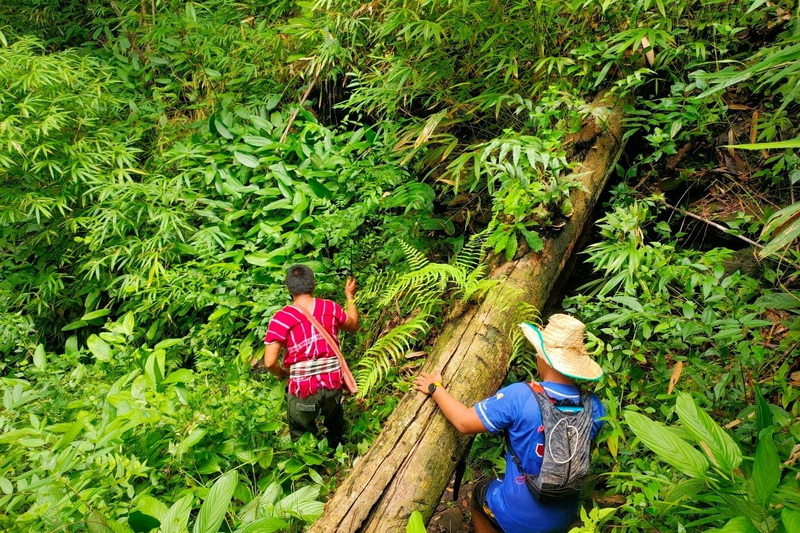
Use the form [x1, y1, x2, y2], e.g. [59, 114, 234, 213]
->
[265, 359, 286, 379]
[345, 299, 359, 331]
[263, 342, 285, 379]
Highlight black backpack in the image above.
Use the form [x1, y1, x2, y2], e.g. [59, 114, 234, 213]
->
[505, 382, 594, 504]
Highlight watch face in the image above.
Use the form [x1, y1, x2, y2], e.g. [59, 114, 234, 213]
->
[428, 383, 437, 394]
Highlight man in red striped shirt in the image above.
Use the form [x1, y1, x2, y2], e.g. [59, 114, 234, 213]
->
[262, 264, 359, 448]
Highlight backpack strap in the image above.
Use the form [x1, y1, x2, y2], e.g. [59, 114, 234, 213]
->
[507, 382, 589, 475]
[293, 303, 359, 394]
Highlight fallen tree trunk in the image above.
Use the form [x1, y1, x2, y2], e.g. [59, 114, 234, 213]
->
[308, 94, 627, 533]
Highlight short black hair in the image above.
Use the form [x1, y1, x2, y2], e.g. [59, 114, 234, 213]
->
[285, 264, 315, 295]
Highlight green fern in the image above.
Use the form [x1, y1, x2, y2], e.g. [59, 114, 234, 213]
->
[354, 233, 494, 397]
[507, 302, 543, 379]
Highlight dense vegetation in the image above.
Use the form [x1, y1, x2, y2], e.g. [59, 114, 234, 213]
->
[1, 0, 799, 531]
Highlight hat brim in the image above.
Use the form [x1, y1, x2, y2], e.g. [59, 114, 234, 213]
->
[519, 322, 603, 381]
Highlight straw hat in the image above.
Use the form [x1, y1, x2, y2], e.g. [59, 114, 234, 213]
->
[519, 314, 603, 381]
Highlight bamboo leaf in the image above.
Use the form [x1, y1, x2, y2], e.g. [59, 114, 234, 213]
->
[624, 410, 709, 478]
[193, 470, 239, 533]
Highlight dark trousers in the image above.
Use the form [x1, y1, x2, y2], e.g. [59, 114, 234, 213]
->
[286, 387, 344, 448]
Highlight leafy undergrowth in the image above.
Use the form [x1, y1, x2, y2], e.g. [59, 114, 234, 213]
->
[3, 0, 800, 531]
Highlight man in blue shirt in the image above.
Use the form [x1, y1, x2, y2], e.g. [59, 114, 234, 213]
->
[415, 314, 605, 533]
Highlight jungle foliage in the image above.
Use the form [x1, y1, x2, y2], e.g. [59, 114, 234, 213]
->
[1, 0, 800, 531]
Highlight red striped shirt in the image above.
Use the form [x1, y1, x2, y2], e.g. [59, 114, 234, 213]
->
[264, 298, 348, 398]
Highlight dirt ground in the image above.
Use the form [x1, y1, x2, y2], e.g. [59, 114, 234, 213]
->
[427, 471, 476, 533]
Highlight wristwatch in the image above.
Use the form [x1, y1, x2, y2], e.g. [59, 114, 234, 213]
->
[427, 382, 443, 395]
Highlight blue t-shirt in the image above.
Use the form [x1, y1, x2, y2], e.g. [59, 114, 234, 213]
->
[474, 382, 605, 533]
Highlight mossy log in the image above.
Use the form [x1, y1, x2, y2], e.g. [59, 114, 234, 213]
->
[307, 94, 627, 533]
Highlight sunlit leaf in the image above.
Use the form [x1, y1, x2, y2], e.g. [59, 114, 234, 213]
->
[86, 335, 111, 362]
[160, 494, 193, 533]
[193, 470, 239, 533]
[406, 510, 427, 533]
[234, 151, 259, 168]
[624, 410, 709, 478]
[233, 517, 288, 533]
[676, 393, 741, 472]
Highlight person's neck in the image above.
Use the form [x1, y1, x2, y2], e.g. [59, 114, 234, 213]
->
[540, 368, 575, 386]
[292, 293, 314, 309]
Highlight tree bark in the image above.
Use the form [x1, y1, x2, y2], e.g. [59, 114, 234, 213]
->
[307, 94, 627, 533]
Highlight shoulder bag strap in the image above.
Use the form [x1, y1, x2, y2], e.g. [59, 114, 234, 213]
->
[293, 303, 359, 394]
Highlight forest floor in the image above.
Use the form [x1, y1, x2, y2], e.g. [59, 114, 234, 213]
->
[427, 470, 476, 533]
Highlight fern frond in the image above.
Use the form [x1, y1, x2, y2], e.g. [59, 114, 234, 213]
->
[376, 263, 461, 306]
[454, 229, 490, 271]
[507, 302, 542, 378]
[399, 240, 430, 271]
[354, 308, 436, 396]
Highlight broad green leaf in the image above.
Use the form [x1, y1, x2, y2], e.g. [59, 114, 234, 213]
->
[242, 135, 275, 147]
[81, 309, 111, 321]
[144, 352, 165, 388]
[176, 428, 207, 456]
[753, 430, 780, 507]
[0, 477, 13, 495]
[121, 312, 135, 335]
[709, 516, 756, 533]
[664, 478, 706, 503]
[62, 319, 88, 331]
[406, 510, 427, 533]
[306, 178, 332, 199]
[233, 517, 288, 533]
[211, 116, 233, 139]
[136, 495, 170, 522]
[676, 393, 741, 472]
[754, 292, 800, 310]
[193, 470, 239, 533]
[161, 494, 193, 533]
[33, 344, 46, 370]
[611, 296, 644, 313]
[163, 369, 195, 384]
[782, 508, 800, 533]
[234, 151, 259, 168]
[155, 338, 184, 350]
[274, 485, 323, 522]
[624, 411, 709, 478]
[238, 482, 281, 522]
[87, 335, 111, 362]
[86, 515, 132, 533]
